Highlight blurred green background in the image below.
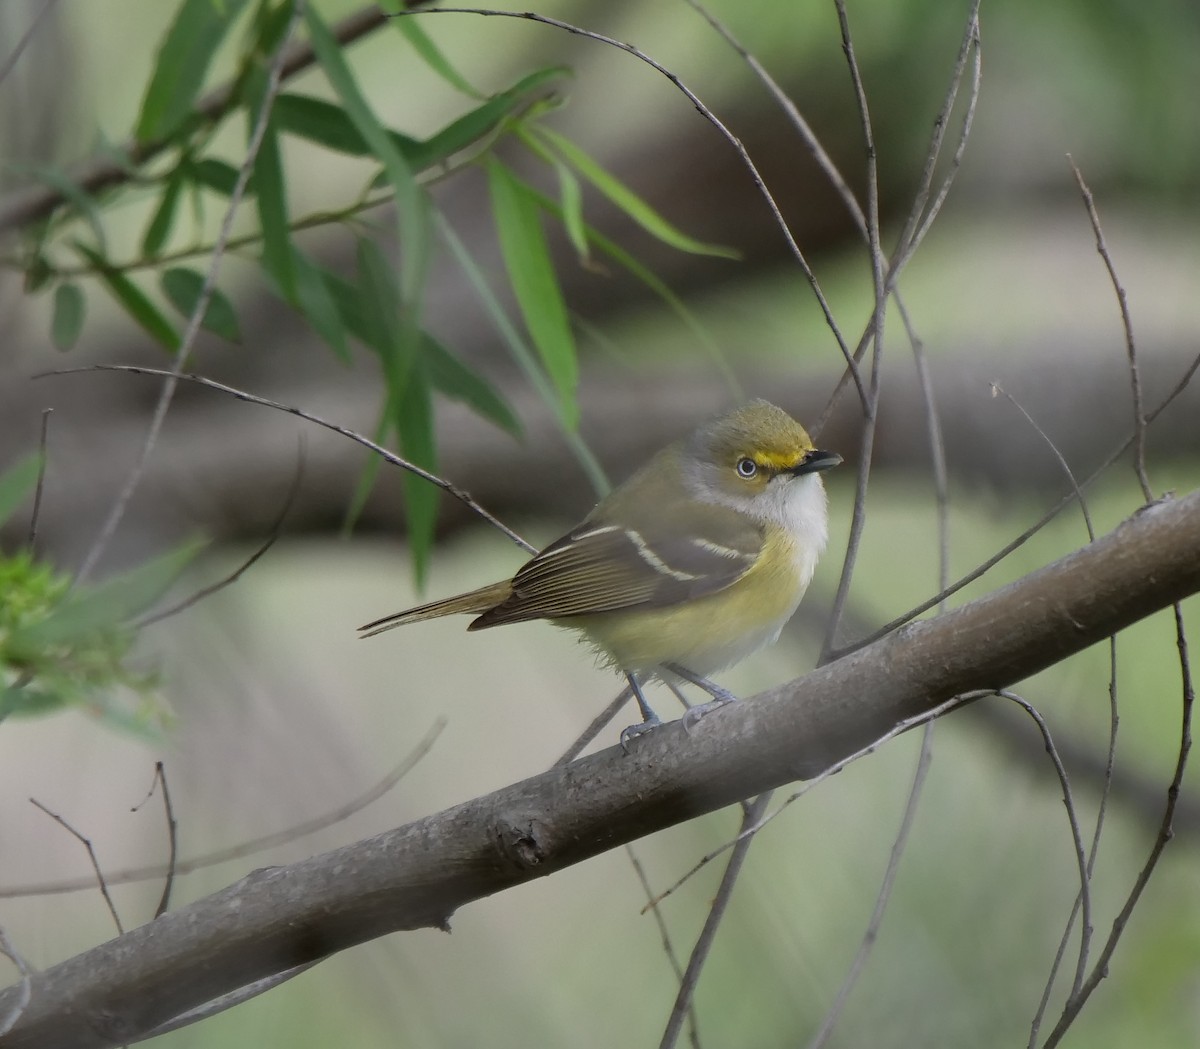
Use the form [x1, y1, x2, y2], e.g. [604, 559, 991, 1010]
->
[1, 0, 1199, 1046]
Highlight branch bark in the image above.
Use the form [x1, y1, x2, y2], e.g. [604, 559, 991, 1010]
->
[2, 489, 1199, 1049]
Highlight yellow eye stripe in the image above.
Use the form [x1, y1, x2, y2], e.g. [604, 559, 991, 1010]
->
[746, 449, 810, 472]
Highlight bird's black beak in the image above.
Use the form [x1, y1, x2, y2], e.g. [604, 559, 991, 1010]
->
[790, 449, 843, 476]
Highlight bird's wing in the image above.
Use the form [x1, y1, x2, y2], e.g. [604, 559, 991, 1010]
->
[468, 502, 763, 629]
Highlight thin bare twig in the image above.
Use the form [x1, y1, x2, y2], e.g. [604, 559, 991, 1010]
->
[659, 793, 773, 1049]
[136, 442, 306, 628]
[3, 719, 446, 899]
[74, 0, 305, 584]
[812, 4, 982, 441]
[644, 696, 969, 912]
[806, 721, 934, 1049]
[890, 4, 982, 274]
[678, 0, 866, 233]
[626, 846, 703, 1049]
[1002, 692, 1092, 946]
[554, 684, 634, 766]
[129, 763, 179, 919]
[0, 927, 32, 1038]
[819, 0, 888, 663]
[28, 798, 123, 932]
[1040, 604, 1193, 1049]
[988, 380, 1111, 1018]
[991, 384, 1095, 543]
[26, 408, 52, 550]
[1068, 158, 1153, 502]
[41, 365, 533, 556]
[0, 0, 60, 88]
[831, 341, 1200, 660]
[137, 962, 320, 1040]
[401, 6, 866, 408]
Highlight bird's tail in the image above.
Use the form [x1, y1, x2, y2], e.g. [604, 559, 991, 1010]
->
[358, 581, 512, 638]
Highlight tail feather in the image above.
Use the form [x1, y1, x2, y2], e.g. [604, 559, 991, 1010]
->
[359, 581, 511, 638]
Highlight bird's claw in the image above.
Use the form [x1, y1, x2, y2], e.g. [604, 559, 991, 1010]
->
[681, 694, 737, 734]
[620, 715, 663, 753]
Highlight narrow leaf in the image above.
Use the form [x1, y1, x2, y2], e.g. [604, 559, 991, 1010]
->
[0, 455, 42, 527]
[23, 165, 108, 253]
[160, 267, 242, 343]
[273, 93, 423, 159]
[304, 5, 428, 305]
[245, 71, 293, 298]
[395, 359, 438, 590]
[410, 67, 568, 172]
[552, 155, 588, 261]
[424, 336, 521, 438]
[530, 183, 740, 395]
[76, 244, 179, 351]
[136, 0, 250, 142]
[141, 170, 185, 257]
[290, 250, 349, 362]
[19, 542, 204, 646]
[486, 159, 578, 426]
[51, 283, 86, 352]
[534, 127, 739, 259]
[438, 215, 607, 495]
[385, 9, 484, 99]
[187, 157, 254, 197]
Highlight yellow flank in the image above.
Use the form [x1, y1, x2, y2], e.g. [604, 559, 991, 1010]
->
[567, 526, 808, 675]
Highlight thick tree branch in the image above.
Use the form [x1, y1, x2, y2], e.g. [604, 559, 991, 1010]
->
[2, 489, 1200, 1049]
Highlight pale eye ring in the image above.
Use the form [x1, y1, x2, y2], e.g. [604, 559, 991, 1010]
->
[736, 457, 758, 479]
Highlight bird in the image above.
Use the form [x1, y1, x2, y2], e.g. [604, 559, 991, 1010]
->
[360, 400, 841, 743]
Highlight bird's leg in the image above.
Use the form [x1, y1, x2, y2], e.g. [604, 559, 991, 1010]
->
[663, 662, 738, 732]
[619, 672, 662, 751]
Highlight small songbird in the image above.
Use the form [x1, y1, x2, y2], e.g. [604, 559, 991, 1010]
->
[360, 400, 841, 741]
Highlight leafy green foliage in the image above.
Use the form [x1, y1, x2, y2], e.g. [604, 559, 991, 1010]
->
[487, 159, 580, 428]
[0, 455, 201, 729]
[527, 127, 739, 260]
[160, 267, 242, 342]
[0, 454, 41, 528]
[76, 244, 180, 351]
[0, 545, 196, 730]
[13, 1, 729, 588]
[136, 0, 251, 142]
[51, 282, 86, 351]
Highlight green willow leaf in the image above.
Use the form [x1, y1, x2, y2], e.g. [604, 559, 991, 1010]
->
[0, 455, 42, 527]
[304, 5, 428, 306]
[394, 358, 438, 591]
[533, 127, 739, 260]
[51, 282, 86, 352]
[384, 9, 484, 99]
[353, 237, 438, 585]
[425, 337, 521, 438]
[245, 70, 293, 299]
[19, 541, 204, 647]
[160, 267, 242, 343]
[437, 214, 608, 496]
[186, 157, 254, 197]
[141, 170, 185, 257]
[76, 244, 179, 351]
[273, 93, 423, 158]
[529, 183, 740, 397]
[290, 250, 349, 362]
[410, 67, 568, 172]
[22, 165, 108, 252]
[487, 159, 579, 427]
[136, 0, 250, 142]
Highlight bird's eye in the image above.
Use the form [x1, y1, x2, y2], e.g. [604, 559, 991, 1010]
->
[736, 457, 758, 479]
